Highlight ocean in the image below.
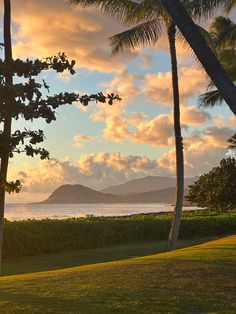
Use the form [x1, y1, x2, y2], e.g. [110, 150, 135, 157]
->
[5, 203, 197, 221]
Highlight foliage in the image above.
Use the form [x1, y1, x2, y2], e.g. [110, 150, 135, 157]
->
[0, 52, 121, 192]
[199, 16, 236, 107]
[228, 132, 236, 151]
[225, 0, 236, 13]
[186, 158, 236, 212]
[70, 0, 227, 54]
[2, 209, 236, 258]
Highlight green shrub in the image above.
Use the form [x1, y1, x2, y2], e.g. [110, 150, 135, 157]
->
[3, 210, 236, 258]
[186, 158, 236, 212]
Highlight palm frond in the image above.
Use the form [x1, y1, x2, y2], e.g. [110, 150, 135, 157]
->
[185, 0, 225, 22]
[198, 15, 236, 108]
[210, 16, 236, 48]
[225, 0, 236, 13]
[205, 48, 236, 91]
[109, 19, 163, 55]
[123, 0, 167, 25]
[69, 0, 140, 23]
[228, 132, 236, 150]
[198, 89, 224, 107]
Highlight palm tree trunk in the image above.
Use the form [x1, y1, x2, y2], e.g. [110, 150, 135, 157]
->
[160, 0, 236, 116]
[166, 23, 184, 252]
[0, 0, 13, 275]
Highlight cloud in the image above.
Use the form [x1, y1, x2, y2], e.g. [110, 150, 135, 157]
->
[7, 123, 233, 203]
[130, 113, 175, 146]
[102, 115, 132, 143]
[95, 104, 210, 147]
[99, 66, 207, 111]
[89, 66, 210, 146]
[89, 70, 142, 121]
[229, 116, 236, 127]
[212, 115, 236, 129]
[73, 134, 96, 147]
[141, 54, 155, 68]
[6, 0, 138, 73]
[101, 70, 142, 109]
[7, 153, 160, 202]
[157, 126, 233, 176]
[181, 106, 211, 126]
[100, 111, 175, 146]
[2, 0, 219, 77]
[4, 0, 212, 77]
[142, 67, 206, 106]
[204, 126, 234, 146]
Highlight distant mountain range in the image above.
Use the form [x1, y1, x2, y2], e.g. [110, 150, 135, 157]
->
[41, 176, 198, 204]
[123, 187, 189, 204]
[101, 175, 198, 196]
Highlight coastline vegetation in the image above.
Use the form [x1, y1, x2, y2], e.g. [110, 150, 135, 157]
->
[3, 209, 236, 258]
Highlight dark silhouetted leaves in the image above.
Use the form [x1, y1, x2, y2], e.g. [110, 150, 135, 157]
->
[0, 52, 121, 193]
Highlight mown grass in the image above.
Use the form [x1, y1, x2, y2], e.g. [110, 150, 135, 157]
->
[2, 237, 213, 276]
[0, 235, 235, 313]
[3, 209, 236, 258]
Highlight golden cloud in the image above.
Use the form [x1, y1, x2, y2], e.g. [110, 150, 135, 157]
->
[6, 0, 137, 73]
[7, 153, 159, 202]
[142, 66, 207, 106]
[73, 134, 96, 147]
[157, 126, 233, 176]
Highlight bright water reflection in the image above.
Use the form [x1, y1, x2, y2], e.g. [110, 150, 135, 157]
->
[5, 203, 197, 221]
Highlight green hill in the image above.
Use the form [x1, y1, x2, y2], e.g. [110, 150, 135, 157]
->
[0, 235, 235, 313]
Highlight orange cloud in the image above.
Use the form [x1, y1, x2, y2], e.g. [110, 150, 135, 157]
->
[96, 104, 210, 146]
[142, 67, 206, 106]
[100, 111, 174, 146]
[7, 122, 232, 203]
[6, 0, 137, 73]
[7, 153, 159, 202]
[157, 126, 233, 176]
[181, 106, 211, 126]
[73, 134, 96, 147]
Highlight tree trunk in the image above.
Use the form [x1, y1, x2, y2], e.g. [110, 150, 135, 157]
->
[160, 0, 236, 116]
[0, 0, 13, 275]
[166, 23, 184, 252]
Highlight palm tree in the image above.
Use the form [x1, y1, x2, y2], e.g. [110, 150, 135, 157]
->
[86, 0, 236, 114]
[225, 0, 236, 12]
[154, 0, 236, 115]
[228, 133, 236, 151]
[0, 0, 13, 274]
[71, 0, 186, 250]
[199, 16, 236, 107]
[70, 0, 225, 250]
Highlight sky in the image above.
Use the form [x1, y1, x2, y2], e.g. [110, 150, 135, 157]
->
[0, 0, 235, 203]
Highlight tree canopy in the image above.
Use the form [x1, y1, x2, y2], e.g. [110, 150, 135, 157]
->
[199, 16, 236, 107]
[186, 158, 236, 212]
[0, 52, 120, 193]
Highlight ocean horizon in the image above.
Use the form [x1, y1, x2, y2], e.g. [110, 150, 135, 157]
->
[5, 203, 198, 221]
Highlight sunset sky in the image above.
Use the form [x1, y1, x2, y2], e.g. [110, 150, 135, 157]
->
[1, 0, 235, 203]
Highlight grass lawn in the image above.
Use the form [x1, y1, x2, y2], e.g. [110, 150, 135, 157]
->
[0, 235, 235, 313]
[2, 237, 212, 276]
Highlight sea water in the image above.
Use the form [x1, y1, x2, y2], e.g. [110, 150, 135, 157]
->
[5, 203, 197, 221]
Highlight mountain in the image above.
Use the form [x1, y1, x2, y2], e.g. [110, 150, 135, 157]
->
[123, 187, 189, 204]
[42, 184, 121, 204]
[101, 176, 198, 196]
[41, 183, 191, 205]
